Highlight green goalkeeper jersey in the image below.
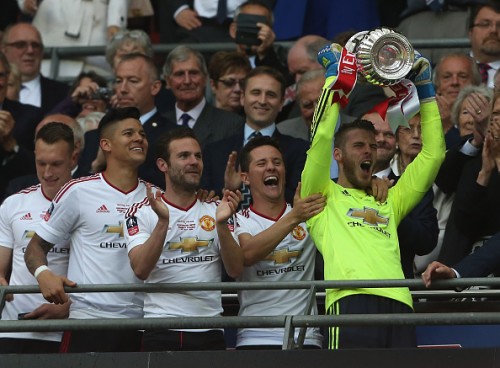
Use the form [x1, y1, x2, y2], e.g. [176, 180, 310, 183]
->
[301, 85, 445, 311]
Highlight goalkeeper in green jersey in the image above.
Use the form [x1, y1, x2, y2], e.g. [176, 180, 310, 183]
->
[301, 43, 445, 349]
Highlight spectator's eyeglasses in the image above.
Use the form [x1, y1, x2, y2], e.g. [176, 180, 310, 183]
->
[217, 78, 244, 88]
[472, 20, 500, 31]
[111, 30, 146, 42]
[0, 72, 8, 79]
[4, 41, 43, 51]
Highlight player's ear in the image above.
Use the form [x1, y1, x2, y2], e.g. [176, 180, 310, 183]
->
[100, 138, 111, 153]
[240, 171, 249, 185]
[333, 147, 343, 162]
[156, 158, 168, 173]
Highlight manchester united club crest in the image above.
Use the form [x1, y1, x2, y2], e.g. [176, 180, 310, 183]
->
[199, 215, 215, 231]
[292, 225, 306, 240]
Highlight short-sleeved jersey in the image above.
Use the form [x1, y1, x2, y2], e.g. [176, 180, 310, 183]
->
[36, 173, 149, 319]
[301, 87, 445, 312]
[125, 196, 229, 328]
[0, 185, 69, 342]
[234, 204, 322, 347]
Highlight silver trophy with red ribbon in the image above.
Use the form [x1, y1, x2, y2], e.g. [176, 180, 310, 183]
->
[345, 27, 414, 86]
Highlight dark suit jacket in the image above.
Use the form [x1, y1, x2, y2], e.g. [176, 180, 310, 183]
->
[201, 128, 308, 204]
[163, 103, 244, 149]
[2, 98, 43, 152]
[40, 75, 70, 116]
[78, 111, 178, 188]
[0, 98, 43, 199]
[454, 231, 500, 278]
[388, 171, 438, 279]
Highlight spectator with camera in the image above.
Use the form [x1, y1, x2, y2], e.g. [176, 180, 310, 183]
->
[229, 1, 289, 80]
[50, 71, 110, 119]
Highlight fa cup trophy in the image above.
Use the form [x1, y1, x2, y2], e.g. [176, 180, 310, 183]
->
[345, 27, 414, 86]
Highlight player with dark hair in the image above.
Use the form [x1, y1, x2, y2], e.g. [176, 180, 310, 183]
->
[301, 43, 445, 348]
[24, 107, 151, 353]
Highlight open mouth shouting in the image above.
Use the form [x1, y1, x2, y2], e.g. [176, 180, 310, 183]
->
[264, 175, 279, 187]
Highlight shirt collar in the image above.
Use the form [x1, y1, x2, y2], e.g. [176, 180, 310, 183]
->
[373, 166, 392, 179]
[140, 107, 157, 125]
[175, 98, 206, 124]
[22, 74, 41, 91]
[243, 123, 276, 144]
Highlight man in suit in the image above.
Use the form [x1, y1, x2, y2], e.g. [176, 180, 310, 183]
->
[162, 45, 244, 149]
[468, 2, 500, 89]
[277, 69, 324, 142]
[0, 51, 44, 200]
[423, 230, 500, 286]
[201, 65, 308, 205]
[78, 53, 177, 187]
[2, 23, 69, 116]
[365, 108, 438, 279]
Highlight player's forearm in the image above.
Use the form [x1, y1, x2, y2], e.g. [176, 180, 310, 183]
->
[404, 100, 445, 191]
[240, 215, 299, 266]
[24, 233, 53, 275]
[129, 220, 168, 280]
[217, 223, 244, 279]
[301, 88, 339, 198]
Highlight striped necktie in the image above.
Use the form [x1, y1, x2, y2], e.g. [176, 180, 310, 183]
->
[478, 63, 491, 84]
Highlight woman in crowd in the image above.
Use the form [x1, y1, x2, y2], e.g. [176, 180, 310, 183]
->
[208, 50, 251, 115]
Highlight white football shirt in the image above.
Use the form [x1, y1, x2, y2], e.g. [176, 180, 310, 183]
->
[235, 204, 323, 347]
[0, 185, 69, 342]
[125, 197, 230, 330]
[36, 173, 148, 319]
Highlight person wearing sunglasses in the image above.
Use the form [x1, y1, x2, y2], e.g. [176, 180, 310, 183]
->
[208, 50, 251, 116]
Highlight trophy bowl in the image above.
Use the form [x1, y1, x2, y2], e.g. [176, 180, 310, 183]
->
[345, 27, 414, 86]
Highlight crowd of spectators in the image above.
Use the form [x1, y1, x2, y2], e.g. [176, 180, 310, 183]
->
[1, 0, 500, 355]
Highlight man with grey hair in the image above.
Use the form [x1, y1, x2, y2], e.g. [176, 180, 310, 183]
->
[163, 45, 244, 148]
[78, 53, 177, 187]
[277, 69, 324, 141]
[432, 52, 482, 149]
[105, 29, 154, 71]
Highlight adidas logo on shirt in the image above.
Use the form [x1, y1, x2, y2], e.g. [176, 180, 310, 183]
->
[96, 204, 110, 213]
[20, 212, 32, 220]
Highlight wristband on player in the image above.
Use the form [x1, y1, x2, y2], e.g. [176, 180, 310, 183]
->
[34, 265, 50, 279]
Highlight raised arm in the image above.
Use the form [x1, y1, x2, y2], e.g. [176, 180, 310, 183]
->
[392, 52, 446, 219]
[216, 190, 244, 279]
[127, 186, 169, 280]
[301, 44, 349, 198]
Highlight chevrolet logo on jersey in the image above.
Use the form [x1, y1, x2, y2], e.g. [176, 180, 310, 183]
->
[347, 207, 389, 226]
[103, 222, 124, 238]
[265, 248, 303, 264]
[168, 237, 212, 252]
[22, 230, 35, 239]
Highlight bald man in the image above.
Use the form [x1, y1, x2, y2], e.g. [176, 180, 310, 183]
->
[2, 23, 69, 115]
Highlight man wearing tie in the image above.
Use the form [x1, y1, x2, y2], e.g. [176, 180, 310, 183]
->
[468, 2, 500, 88]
